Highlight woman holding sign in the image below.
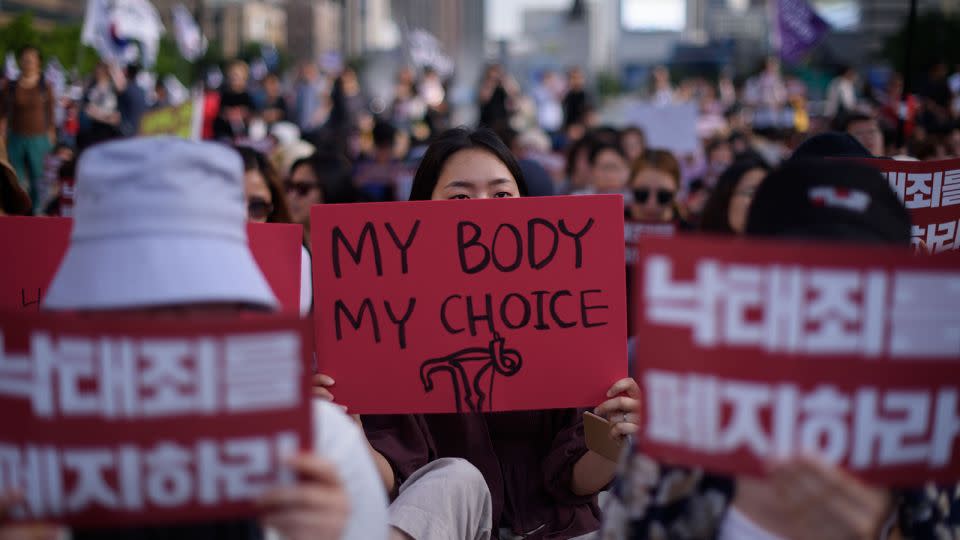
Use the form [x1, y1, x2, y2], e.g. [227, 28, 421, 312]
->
[316, 127, 641, 540]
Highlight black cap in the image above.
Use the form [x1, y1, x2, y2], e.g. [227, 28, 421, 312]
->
[791, 132, 873, 160]
[746, 158, 911, 245]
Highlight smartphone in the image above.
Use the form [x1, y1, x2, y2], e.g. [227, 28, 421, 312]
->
[583, 411, 625, 462]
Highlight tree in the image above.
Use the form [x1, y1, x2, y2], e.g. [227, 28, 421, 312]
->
[883, 12, 960, 75]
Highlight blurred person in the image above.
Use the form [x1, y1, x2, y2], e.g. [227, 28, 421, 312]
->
[562, 67, 591, 134]
[237, 145, 314, 317]
[651, 65, 673, 105]
[339, 67, 369, 131]
[0, 45, 55, 212]
[294, 62, 329, 133]
[0, 159, 31, 216]
[681, 178, 711, 227]
[152, 79, 170, 110]
[285, 151, 361, 241]
[390, 67, 426, 134]
[111, 63, 147, 137]
[0, 137, 390, 540]
[80, 62, 121, 143]
[824, 65, 859, 120]
[946, 126, 960, 157]
[478, 64, 516, 131]
[532, 70, 565, 140]
[563, 135, 594, 193]
[629, 149, 681, 223]
[750, 57, 788, 131]
[258, 72, 289, 125]
[349, 127, 642, 540]
[919, 62, 952, 132]
[602, 159, 928, 540]
[420, 67, 449, 135]
[354, 120, 406, 201]
[497, 126, 556, 197]
[620, 126, 646, 164]
[704, 137, 734, 185]
[584, 141, 631, 197]
[699, 158, 771, 234]
[214, 60, 255, 141]
[842, 112, 885, 157]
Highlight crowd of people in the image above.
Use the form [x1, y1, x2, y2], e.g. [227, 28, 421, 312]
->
[1, 41, 960, 540]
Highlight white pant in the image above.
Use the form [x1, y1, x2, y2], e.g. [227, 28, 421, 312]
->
[389, 458, 493, 540]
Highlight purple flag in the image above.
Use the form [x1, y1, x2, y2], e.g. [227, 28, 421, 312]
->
[776, 0, 831, 63]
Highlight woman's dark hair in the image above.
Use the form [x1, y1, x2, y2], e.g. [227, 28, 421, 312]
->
[408, 127, 527, 201]
[588, 141, 628, 166]
[289, 150, 363, 204]
[236, 146, 293, 223]
[699, 158, 771, 234]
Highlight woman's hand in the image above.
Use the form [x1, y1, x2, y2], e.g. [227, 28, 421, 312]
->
[258, 454, 350, 540]
[312, 373, 336, 401]
[593, 377, 642, 440]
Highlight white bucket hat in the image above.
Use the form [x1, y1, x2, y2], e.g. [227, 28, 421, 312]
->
[43, 136, 278, 311]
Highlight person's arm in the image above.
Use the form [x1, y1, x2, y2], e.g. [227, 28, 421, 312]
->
[46, 85, 56, 143]
[108, 64, 128, 92]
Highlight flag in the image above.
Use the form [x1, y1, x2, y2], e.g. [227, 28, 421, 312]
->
[44, 57, 66, 97]
[82, 0, 165, 67]
[172, 3, 207, 62]
[4, 52, 20, 81]
[775, 0, 830, 64]
[406, 28, 453, 78]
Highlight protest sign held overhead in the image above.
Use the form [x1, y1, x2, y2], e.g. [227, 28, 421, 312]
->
[311, 195, 628, 414]
[0, 218, 303, 313]
[857, 158, 960, 254]
[0, 312, 312, 527]
[632, 235, 960, 486]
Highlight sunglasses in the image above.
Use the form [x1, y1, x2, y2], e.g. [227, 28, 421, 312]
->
[285, 180, 319, 197]
[247, 197, 274, 220]
[634, 188, 675, 206]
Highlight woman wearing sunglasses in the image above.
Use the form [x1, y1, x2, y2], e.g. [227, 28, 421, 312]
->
[238, 146, 314, 315]
[628, 149, 681, 223]
[284, 151, 362, 241]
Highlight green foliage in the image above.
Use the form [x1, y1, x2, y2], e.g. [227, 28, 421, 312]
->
[0, 12, 285, 85]
[596, 71, 622, 99]
[883, 12, 960, 73]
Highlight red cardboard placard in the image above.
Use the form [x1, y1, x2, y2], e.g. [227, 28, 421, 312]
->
[311, 195, 628, 414]
[857, 157, 960, 254]
[0, 311, 312, 527]
[0, 218, 302, 313]
[632, 234, 960, 486]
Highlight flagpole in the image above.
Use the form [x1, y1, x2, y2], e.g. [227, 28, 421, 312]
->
[898, 0, 918, 149]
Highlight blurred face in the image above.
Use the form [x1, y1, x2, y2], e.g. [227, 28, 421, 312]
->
[727, 168, 766, 234]
[228, 64, 248, 90]
[285, 163, 323, 226]
[264, 76, 280, 97]
[708, 144, 734, 170]
[244, 169, 273, 223]
[622, 131, 645, 162]
[18, 49, 40, 75]
[431, 149, 520, 200]
[847, 119, 884, 157]
[591, 149, 630, 193]
[631, 167, 676, 222]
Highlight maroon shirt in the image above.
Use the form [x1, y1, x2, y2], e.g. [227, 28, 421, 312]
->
[364, 410, 602, 539]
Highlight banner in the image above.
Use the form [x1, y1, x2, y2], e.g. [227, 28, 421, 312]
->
[857, 158, 960, 255]
[0, 311, 311, 527]
[311, 196, 628, 414]
[624, 221, 675, 266]
[632, 235, 960, 486]
[0, 218, 303, 314]
[617, 102, 699, 156]
[775, 0, 830, 64]
[81, 0, 165, 67]
[139, 95, 202, 139]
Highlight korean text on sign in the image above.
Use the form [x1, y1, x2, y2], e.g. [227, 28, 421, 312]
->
[0, 312, 313, 527]
[632, 235, 960, 486]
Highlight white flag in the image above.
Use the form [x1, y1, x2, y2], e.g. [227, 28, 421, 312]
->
[4, 52, 20, 81]
[81, 0, 165, 67]
[172, 3, 207, 62]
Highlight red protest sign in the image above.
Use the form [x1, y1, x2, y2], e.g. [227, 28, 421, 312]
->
[0, 217, 71, 311]
[624, 220, 675, 266]
[632, 234, 960, 486]
[0, 311, 312, 527]
[0, 218, 302, 313]
[311, 195, 628, 414]
[858, 157, 960, 254]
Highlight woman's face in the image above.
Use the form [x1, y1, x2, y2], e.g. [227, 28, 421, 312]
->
[591, 149, 630, 194]
[431, 149, 520, 201]
[622, 132, 645, 163]
[244, 169, 273, 223]
[19, 49, 40, 75]
[285, 163, 324, 226]
[727, 168, 766, 234]
[631, 167, 677, 222]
